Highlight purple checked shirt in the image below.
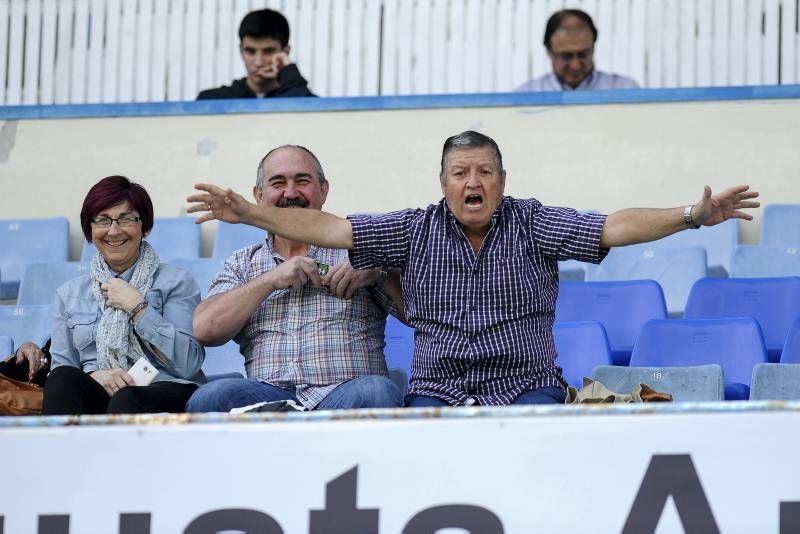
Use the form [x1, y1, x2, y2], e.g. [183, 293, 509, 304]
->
[348, 196, 608, 406]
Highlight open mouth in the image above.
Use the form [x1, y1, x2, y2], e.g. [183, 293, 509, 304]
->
[465, 194, 484, 208]
[104, 239, 128, 248]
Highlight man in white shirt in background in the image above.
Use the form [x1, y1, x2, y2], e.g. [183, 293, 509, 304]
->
[515, 9, 640, 92]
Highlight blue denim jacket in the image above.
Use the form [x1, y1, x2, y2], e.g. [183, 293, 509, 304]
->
[50, 263, 206, 385]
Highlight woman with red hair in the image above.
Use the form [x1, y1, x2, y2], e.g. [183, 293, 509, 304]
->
[39, 175, 206, 414]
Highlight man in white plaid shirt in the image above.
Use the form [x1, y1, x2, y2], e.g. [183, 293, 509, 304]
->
[186, 145, 404, 412]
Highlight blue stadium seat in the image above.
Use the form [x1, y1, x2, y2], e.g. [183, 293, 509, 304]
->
[629, 318, 768, 400]
[202, 340, 246, 378]
[780, 316, 800, 364]
[0, 217, 70, 299]
[82, 217, 201, 261]
[653, 219, 738, 277]
[0, 335, 12, 358]
[0, 305, 52, 350]
[553, 321, 612, 388]
[556, 280, 668, 366]
[558, 259, 585, 282]
[591, 364, 724, 402]
[171, 258, 225, 298]
[730, 245, 800, 277]
[585, 245, 707, 316]
[749, 363, 800, 400]
[684, 277, 800, 363]
[384, 315, 414, 383]
[761, 204, 800, 249]
[17, 262, 89, 306]
[212, 222, 267, 260]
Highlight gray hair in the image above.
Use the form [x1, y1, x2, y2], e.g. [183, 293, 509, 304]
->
[255, 144, 327, 189]
[439, 131, 504, 182]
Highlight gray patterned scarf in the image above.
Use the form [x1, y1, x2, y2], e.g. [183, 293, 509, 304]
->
[90, 240, 160, 371]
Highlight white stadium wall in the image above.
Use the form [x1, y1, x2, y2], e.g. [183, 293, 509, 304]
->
[0, 89, 798, 258]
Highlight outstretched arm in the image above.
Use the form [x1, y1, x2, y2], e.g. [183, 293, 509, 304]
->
[600, 185, 759, 248]
[187, 184, 354, 249]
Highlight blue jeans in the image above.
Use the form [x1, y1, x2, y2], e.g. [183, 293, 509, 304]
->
[406, 386, 566, 407]
[186, 374, 403, 412]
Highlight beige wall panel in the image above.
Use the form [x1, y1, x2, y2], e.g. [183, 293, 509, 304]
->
[1, 99, 797, 259]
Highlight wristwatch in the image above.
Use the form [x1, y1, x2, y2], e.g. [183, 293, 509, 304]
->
[683, 205, 701, 229]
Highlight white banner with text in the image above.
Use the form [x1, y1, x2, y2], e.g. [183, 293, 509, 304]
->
[0, 404, 798, 533]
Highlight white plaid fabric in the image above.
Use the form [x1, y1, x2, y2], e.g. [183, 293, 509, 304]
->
[208, 234, 393, 409]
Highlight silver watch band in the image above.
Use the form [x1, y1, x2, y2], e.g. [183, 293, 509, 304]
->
[683, 205, 701, 229]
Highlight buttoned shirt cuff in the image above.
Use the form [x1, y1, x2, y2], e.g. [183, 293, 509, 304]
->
[132, 305, 164, 338]
[586, 213, 611, 263]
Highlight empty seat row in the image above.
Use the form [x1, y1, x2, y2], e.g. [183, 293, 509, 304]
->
[374, 315, 800, 401]
[557, 211, 800, 314]
[557, 277, 800, 365]
[0, 217, 265, 299]
[557, 317, 773, 400]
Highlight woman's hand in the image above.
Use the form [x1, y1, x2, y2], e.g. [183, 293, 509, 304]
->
[14, 341, 46, 381]
[101, 278, 144, 313]
[90, 368, 135, 396]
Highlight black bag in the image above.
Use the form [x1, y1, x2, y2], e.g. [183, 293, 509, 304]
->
[0, 340, 51, 416]
[0, 339, 50, 387]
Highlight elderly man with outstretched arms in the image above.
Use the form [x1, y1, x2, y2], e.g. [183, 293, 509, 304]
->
[188, 131, 759, 408]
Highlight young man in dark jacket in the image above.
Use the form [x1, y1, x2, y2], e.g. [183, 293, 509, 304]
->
[197, 9, 315, 100]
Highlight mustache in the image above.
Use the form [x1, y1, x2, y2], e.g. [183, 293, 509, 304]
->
[276, 197, 310, 208]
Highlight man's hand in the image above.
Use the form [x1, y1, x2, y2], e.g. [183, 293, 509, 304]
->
[14, 342, 46, 381]
[268, 257, 322, 290]
[692, 185, 760, 227]
[324, 260, 382, 299]
[259, 52, 293, 79]
[90, 368, 135, 396]
[187, 184, 255, 225]
[101, 278, 143, 313]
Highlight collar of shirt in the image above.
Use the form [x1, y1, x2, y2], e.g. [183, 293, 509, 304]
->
[264, 232, 322, 263]
[560, 69, 596, 91]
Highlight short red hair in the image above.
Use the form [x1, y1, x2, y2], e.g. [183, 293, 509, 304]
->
[79, 175, 154, 241]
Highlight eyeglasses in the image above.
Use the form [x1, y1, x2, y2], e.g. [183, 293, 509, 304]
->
[91, 215, 142, 228]
[552, 48, 593, 62]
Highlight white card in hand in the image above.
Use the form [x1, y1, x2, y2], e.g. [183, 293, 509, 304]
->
[128, 357, 158, 386]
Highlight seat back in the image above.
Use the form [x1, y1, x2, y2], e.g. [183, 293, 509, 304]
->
[0, 217, 70, 299]
[0, 305, 53, 350]
[82, 217, 201, 261]
[586, 246, 707, 316]
[553, 321, 612, 388]
[17, 262, 89, 306]
[591, 364, 724, 402]
[0, 335, 12, 358]
[781, 316, 800, 364]
[630, 317, 768, 400]
[684, 277, 800, 362]
[556, 280, 667, 366]
[384, 315, 414, 382]
[171, 258, 225, 298]
[761, 204, 800, 249]
[212, 222, 267, 260]
[202, 340, 246, 378]
[750, 363, 800, 400]
[651, 219, 738, 277]
[730, 245, 800, 278]
[557, 259, 585, 282]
